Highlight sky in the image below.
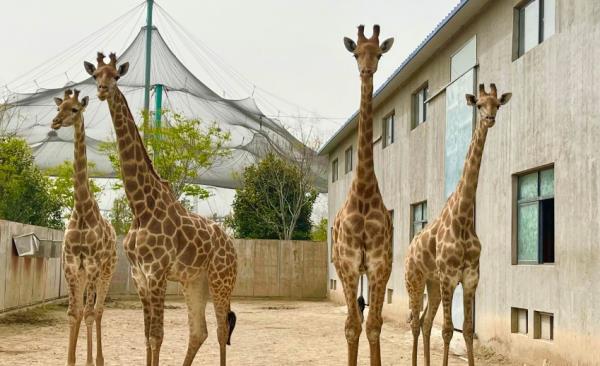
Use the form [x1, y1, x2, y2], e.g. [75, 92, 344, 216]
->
[0, 0, 459, 218]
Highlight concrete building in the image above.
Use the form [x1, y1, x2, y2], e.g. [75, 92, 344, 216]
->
[319, 0, 600, 364]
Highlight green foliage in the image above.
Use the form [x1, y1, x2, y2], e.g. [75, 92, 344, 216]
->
[100, 111, 231, 201]
[311, 217, 328, 241]
[0, 136, 63, 229]
[109, 195, 132, 235]
[229, 153, 317, 240]
[45, 160, 102, 220]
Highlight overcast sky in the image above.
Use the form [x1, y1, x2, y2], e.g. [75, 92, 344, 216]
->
[0, 0, 458, 137]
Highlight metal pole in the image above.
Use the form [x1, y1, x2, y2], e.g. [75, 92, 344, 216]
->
[143, 0, 154, 134]
[154, 84, 163, 129]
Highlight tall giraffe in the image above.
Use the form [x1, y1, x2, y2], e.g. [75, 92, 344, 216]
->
[404, 84, 511, 366]
[51, 89, 117, 366]
[332, 25, 394, 366]
[84, 53, 237, 366]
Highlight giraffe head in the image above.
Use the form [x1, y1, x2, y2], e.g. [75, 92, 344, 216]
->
[344, 25, 394, 78]
[466, 83, 512, 127]
[51, 89, 89, 129]
[83, 52, 129, 101]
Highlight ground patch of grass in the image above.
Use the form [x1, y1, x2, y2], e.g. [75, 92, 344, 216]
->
[0, 304, 63, 326]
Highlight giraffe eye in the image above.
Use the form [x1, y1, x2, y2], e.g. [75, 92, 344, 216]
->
[377, 54, 382, 59]
[72, 108, 78, 113]
[353, 54, 358, 59]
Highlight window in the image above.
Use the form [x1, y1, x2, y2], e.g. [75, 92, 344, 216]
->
[383, 113, 395, 147]
[511, 307, 528, 335]
[534, 311, 554, 340]
[517, 0, 555, 57]
[516, 167, 554, 264]
[344, 146, 353, 173]
[331, 159, 338, 182]
[413, 85, 428, 128]
[387, 289, 393, 304]
[411, 201, 428, 239]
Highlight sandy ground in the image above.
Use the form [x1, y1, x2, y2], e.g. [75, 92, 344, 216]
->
[0, 299, 514, 366]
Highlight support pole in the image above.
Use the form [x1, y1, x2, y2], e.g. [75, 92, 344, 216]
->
[154, 84, 163, 129]
[143, 0, 154, 137]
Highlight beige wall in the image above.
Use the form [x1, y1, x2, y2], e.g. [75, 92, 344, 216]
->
[0, 220, 66, 312]
[110, 239, 328, 300]
[326, 1, 600, 364]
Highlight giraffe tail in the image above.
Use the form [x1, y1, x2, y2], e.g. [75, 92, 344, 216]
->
[226, 310, 237, 346]
[357, 295, 366, 323]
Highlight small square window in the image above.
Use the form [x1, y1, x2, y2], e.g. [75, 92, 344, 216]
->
[344, 146, 353, 174]
[412, 85, 429, 129]
[516, 167, 554, 264]
[387, 289, 393, 304]
[331, 159, 339, 182]
[382, 113, 395, 147]
[516, 0, 556, 58]
[534, 311, 554, 340]
[411, 201, 428, 240]
[511, 307, 528, 334]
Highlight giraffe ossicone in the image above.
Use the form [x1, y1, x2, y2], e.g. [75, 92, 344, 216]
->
[84, 52, 238, 366]
[333, 25, 394, 366]
[52, 88, 117, 366]
[404, 83, 511, 366]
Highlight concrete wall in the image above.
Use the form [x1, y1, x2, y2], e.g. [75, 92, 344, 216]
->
[110, 239, 328, 300]
[0, 220, 66, 312]
[325, 1, 600, 364]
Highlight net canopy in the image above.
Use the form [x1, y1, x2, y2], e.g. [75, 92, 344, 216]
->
[1, 2, 327, 192]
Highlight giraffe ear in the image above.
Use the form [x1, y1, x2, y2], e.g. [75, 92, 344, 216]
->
[53, 97, 63, 106]
[500, 92, 512, 105]
[117, 62, 129, 78]
[380, 38, 394, 53]
[81, 96, 89, 108]
[343, 37, 357, 53]
[83, 61, 96, 76]
[466, 94, 477, 106]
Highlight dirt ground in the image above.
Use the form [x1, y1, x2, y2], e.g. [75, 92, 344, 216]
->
[0, 299, 515, 365]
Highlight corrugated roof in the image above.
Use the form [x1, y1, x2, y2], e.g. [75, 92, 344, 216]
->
[318, 0, 471, 155]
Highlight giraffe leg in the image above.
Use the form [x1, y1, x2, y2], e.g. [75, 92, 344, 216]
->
[422, 280, 441, 366]
[405, 273, 425, 366]
[365, 262, 391, 366]
[462, 269, 479, 366]
[65, 265, 84, 366]
[84, 268, 100, 366]
[208, 261, 236, 366]
[94, 276, 111, 366]
[131, 267, 152, 366]
[147, 276, 167, 366]
[338, 270, 362, 366]
[181, 273, 209, 366]
[440, 276, 458, 366]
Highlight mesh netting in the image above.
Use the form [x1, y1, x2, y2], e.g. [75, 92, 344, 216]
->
[3, 24, 326, 191]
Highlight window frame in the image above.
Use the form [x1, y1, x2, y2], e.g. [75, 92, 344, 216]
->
[344, 146, 353, 174]
[514, 166, 555, 265]
[382, 112, 395, 148]
[412, 84, 429, 129]
[331, 158, 339, 183]
[515, 0, 556, 58]
[410, 201, 428, 240]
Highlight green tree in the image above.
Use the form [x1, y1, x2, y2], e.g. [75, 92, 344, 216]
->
[100, 111, 231, 201]
[109, 195, 132, 235]
[311, 217, 328, 241]
[45, 160, 102, 220]
[0, 136, 63, 229]
[229, 152, 318, 240]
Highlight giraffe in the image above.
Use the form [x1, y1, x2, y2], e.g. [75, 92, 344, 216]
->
[332, 25, 394, 366]
[83, 52, 237, 366]
[51, 88, 117, 366]
[404, 83, 512, 366]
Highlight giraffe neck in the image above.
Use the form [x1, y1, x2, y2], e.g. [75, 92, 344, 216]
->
[107, 88, 170, 217]
[454, 119, 489, 213]
[354, 75, 376, 185]
[72, 116, 97, 217]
